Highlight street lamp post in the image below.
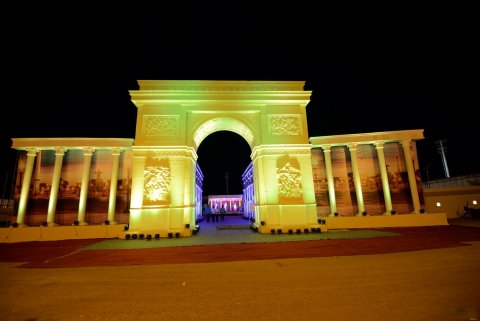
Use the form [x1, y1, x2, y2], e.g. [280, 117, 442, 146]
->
[225, 171, 229, 195]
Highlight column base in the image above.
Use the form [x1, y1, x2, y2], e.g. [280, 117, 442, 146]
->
[104, 221, 117, 225]
[14, 223, 28, 228]
[47, 223, 59, 227]
[77, 221, 89, 226]
[383, 212, 392, 216]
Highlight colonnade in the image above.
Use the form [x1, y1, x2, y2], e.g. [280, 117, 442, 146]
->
[12, 138, 134, 227]
[310, 130, 424, 216]
[195, 165, 204, 220]
[12, 130, 425, 229]
[242, 162, 255, 220]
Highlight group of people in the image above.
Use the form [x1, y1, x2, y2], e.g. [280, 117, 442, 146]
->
[203, 204, 226, 223]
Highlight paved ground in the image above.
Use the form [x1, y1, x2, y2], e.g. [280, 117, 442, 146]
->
[0, 217, 479, 321]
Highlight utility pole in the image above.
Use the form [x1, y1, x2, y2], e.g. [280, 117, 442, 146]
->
[225, 171, 229, 195]
[435, 139, 450, 178]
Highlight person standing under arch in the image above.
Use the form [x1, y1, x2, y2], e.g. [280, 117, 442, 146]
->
[220, 205, 226, 221]
[205, 204, 211, 223]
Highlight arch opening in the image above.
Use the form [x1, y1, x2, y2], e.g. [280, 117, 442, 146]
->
[193, 117, 255, 151]
[196, 130, 253, 228]
[197, 130, 252, 196]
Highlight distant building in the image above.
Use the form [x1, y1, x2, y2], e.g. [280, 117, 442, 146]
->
[423, 174, 480, 218]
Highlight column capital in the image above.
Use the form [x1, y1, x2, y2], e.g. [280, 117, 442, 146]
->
[374, 141, 384, 149]
[83, 147, 95, 156]
[400, 139, 411, 146]
[111, 147, 122, 156]
[26, 148, 38, 157]
[54, 147, 66, 156]
[322, 145, 332, 153]
[347, 143, 358, 151]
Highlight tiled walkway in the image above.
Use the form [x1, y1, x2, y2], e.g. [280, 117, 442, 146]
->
[84, 215, 397, 250]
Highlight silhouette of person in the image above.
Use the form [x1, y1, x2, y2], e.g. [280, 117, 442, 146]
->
[205, 204, 211, 223]
[220, 206, 226, 221]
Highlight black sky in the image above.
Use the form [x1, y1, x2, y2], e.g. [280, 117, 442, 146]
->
[1, 5, 478, 197]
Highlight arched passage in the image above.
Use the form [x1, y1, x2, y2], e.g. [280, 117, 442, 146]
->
[197, 130, 251, 196]
[128, 80, 319, 236]
[192, 117, 255, 151]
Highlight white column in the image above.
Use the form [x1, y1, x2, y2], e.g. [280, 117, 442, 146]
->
[16, 148, 37, 227]
[107, 148, 121, 224]
[348, 144, 365, 215]
[375, 142, 393, 214]
[252, 185, 255, 218]
[323, 145, 337, 216]
[47, 148, 66, 226]
[195, 181, 202, 220]
[77, 148, 94, 225]
[401, 140, 421, 213]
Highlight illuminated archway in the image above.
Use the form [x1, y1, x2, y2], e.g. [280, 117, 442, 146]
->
[192, 117, 255, 151]
[128, 80, 319, 236]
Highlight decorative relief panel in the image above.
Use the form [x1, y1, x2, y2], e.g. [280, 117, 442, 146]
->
[143, 158, 170, 205]
[277, 162, 303, 199]
[143, 115, 179, 137]
[268, 114, 302, 136]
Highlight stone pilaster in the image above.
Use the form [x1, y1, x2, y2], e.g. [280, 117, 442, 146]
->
[348, 144, 365, 215]
[47, 148, 66, 226]
[77, 148, 94, 225]
[16, 148, 37, 226]
[323, 145, 337, 216]
[401, 140, 421, 213]
[375, 142, 393, 214]
[107, 148, 121, 224]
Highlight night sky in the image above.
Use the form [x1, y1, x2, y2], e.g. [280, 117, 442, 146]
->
[1, 6, 477, 197]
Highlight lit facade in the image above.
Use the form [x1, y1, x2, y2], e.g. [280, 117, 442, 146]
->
[242, 162, 254, 220]
[207, 195, 243, 213]
[128, 80, 319, 236]
[310, 130, 424, 217]
[2, 80, 448, 243]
